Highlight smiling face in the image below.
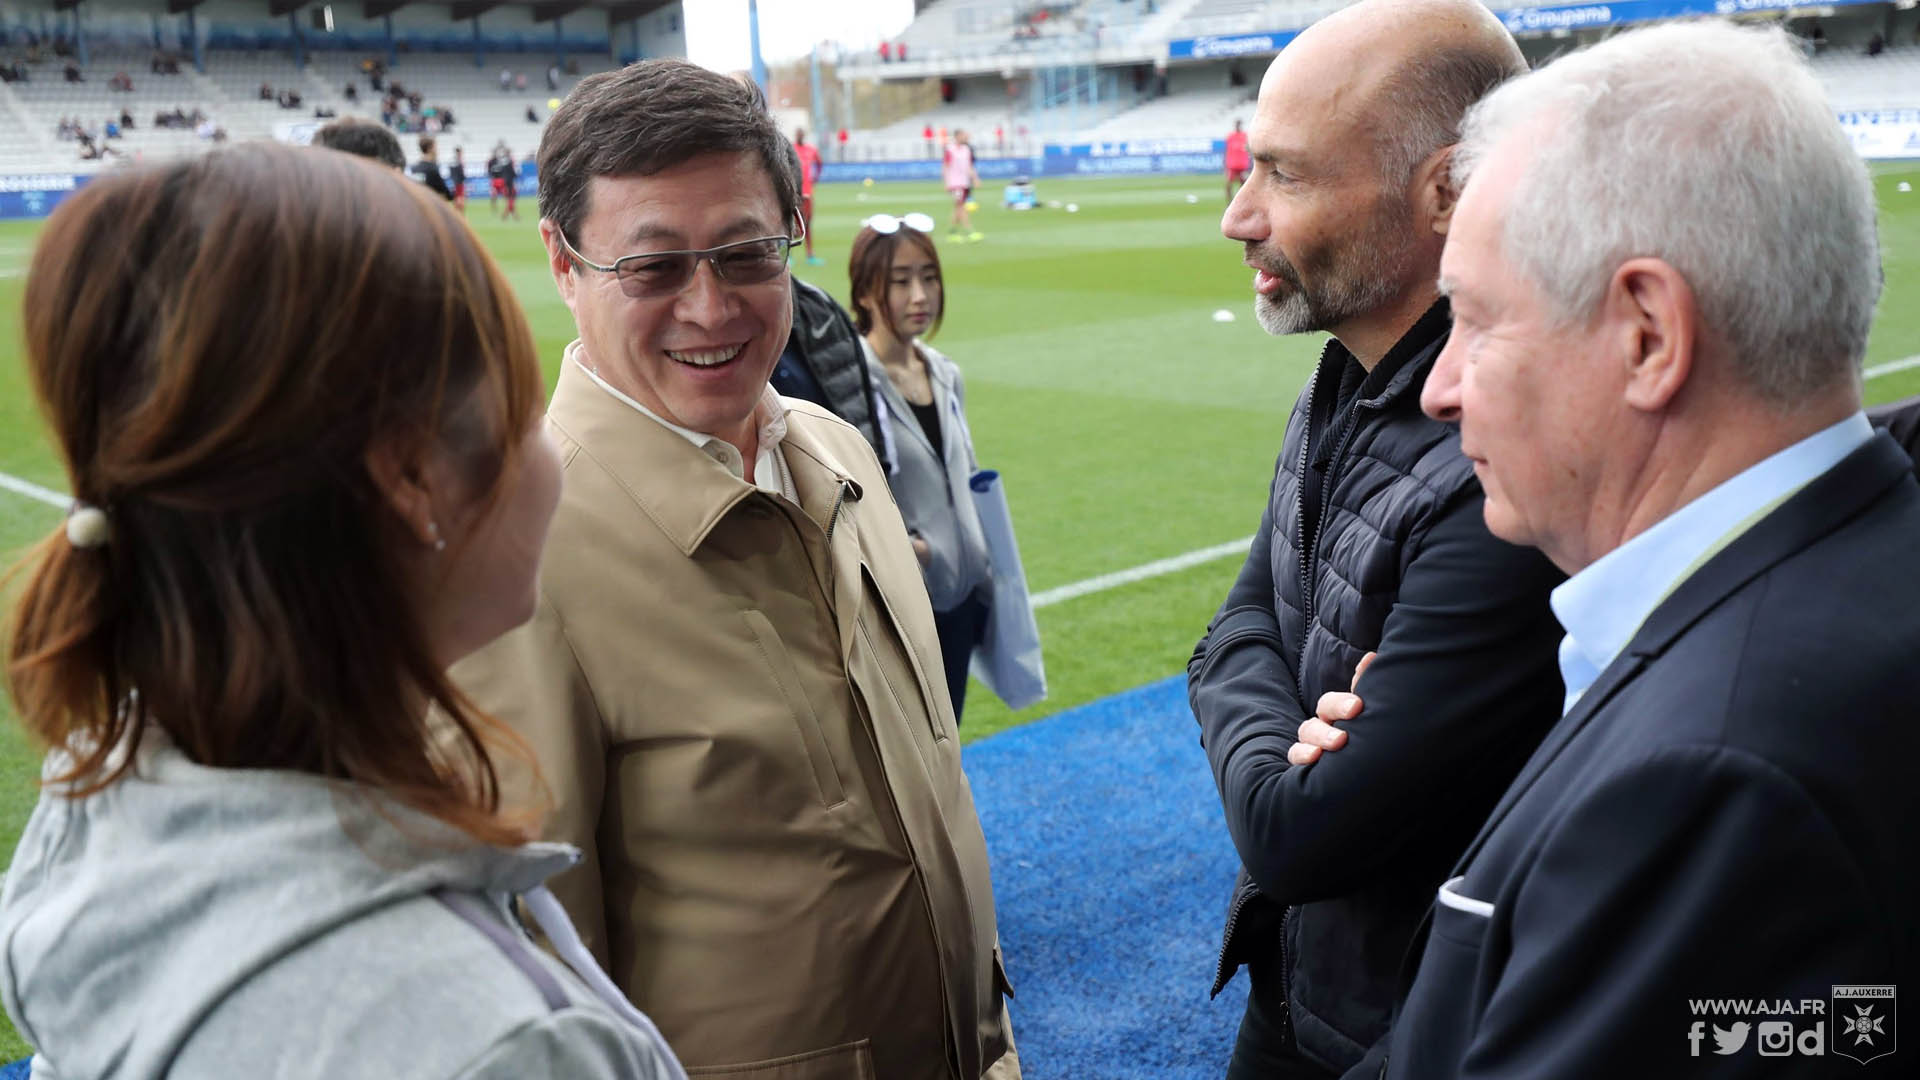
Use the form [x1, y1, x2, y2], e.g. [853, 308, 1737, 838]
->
[543, 151, 792, 447]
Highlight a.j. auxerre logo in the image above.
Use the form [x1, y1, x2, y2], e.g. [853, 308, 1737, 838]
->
[1833, 985, 1896, 1066]
[1687, 986, 1894, 1065]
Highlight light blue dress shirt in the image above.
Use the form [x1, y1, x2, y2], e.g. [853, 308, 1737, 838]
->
[1550, 412, 1874, 714]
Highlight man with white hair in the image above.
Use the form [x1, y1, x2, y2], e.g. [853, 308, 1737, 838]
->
[1367, 21, 1918, 1077]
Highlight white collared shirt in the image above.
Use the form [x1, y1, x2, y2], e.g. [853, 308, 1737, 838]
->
[1550, 412, 1873, 714]
[567, 342, 796, 502]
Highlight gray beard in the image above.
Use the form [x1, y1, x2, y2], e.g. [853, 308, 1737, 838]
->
[1249, 203, 1419, 337]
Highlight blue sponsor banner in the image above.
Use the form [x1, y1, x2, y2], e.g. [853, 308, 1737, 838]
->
[1171, 0, 1886, 56]
[821, 143, 1228, 184]
[1493, 0, 1884, 35]
[0, 174, 87, 221]
[819, 157, 1034, 184]
[1166, 29, 1299, 60]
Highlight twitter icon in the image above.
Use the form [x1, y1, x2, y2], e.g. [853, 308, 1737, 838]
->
[1713, 1022, 1752, 1055]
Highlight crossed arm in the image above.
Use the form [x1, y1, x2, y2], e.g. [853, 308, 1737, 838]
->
[1189, 491, 1565, 904]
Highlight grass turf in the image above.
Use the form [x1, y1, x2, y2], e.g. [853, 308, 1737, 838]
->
[0, 164, 1917, 1061]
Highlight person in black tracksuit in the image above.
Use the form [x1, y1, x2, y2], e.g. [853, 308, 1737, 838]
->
[1189, 3, 1563, 1076]
[411, 134, 453, 202]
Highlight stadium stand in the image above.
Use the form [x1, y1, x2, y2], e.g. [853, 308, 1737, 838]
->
[0, 0, 1916, 177]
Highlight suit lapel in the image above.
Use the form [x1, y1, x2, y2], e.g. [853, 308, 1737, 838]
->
[1452, 434, 1913, 877]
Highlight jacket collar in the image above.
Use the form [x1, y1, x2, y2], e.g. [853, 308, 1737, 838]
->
[1452, 433, 1916, 875]
[549, 351, 869, 556]
[863, 337, 956, 462]
[1318, 298, 1452, 410]
[547, 349, 761, 557]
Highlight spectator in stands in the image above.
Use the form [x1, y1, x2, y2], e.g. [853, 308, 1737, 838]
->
[104, 118, 120, 139]
[547, 64, 560, 91]
[943, 129, 980, 242]
[835, 125, 848, 160]
[109, 71, 132, 92]
[259, 81, 273, 100]
[849, 213, 995, 719]
[452, 57, 1019, 1080]
[119, 107, 134, 130]
[1867, 30, 1886, 56]
[1368, 23, 1914, 1078]
[344, 81, 358, 103]
[792, 128, 823, 264]
[897, 41, 909, 62]
[412, 134, 454, 201]
[499, 67, 512, 91]
[879, 40, 892, 62]
[1193, 3, 1558, 1078]
[0, 142, 686, 1080]
[513, 71, 527, 91]
[1223, 118, 1249, 204]
[449, 146, 468, 214]
[525, 104, 538, 123]
[313, 118, 405, 170]
[63, 60, 82, 83]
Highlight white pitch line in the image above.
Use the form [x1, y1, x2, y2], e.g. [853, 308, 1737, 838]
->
[1032, 536, 1254, 609]
[0, 471, 67, 509]
[1028, 352, 1920, 608]
[0, 351, 1917, 608]
[1866, 354, 1920, 380]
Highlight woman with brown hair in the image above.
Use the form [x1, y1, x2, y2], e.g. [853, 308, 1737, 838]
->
[0, 144, 685, 1079]
[849, 213, 994, 720]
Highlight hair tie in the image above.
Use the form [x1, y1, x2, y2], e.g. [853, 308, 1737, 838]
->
[66, 502, 112, 550]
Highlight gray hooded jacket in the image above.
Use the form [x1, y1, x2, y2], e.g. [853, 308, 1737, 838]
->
[0, 733, 686, 1080]
[863, 338, 994, 613]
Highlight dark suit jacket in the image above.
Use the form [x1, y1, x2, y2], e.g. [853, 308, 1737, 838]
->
[1868, 394, 1920, 476]
[1376, 434, 1920, 1079]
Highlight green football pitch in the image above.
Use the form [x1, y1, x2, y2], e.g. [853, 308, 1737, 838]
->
[0, 165, 1917, 1060]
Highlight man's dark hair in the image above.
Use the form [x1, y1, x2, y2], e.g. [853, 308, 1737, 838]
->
[312, 119, 404, 171]
[537, 59, 799, 247]
[1375, 44, 1528, 186]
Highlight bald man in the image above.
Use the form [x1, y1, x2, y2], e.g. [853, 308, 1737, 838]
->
[1187, 3, 1565, 1076]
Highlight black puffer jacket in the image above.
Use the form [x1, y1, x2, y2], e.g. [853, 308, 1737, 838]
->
[1189, 302, 1565, 1073]
[773, 278, 888, 462]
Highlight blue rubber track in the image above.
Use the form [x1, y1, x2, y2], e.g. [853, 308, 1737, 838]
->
[967, 675, 1246, 1078]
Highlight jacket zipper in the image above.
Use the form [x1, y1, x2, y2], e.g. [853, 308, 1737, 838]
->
[1212, 886, 1255, 994]
[1287, 370, 1379, 1055]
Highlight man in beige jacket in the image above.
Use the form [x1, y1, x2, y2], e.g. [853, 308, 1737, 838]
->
[452, 60, 1017, 1080]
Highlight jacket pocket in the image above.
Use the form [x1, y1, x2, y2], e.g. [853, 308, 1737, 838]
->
[1432, 875, 1492, 950]
[742, 609, 847, 808]
[685, 1039, 876, 1079]
[858, 565, 952, 743]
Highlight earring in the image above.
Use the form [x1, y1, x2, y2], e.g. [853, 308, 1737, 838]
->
[428, 521, 446, 552]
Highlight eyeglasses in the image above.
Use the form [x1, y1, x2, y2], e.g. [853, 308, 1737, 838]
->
[557, 223, 804, 299]
[863, 212, 935, 235]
